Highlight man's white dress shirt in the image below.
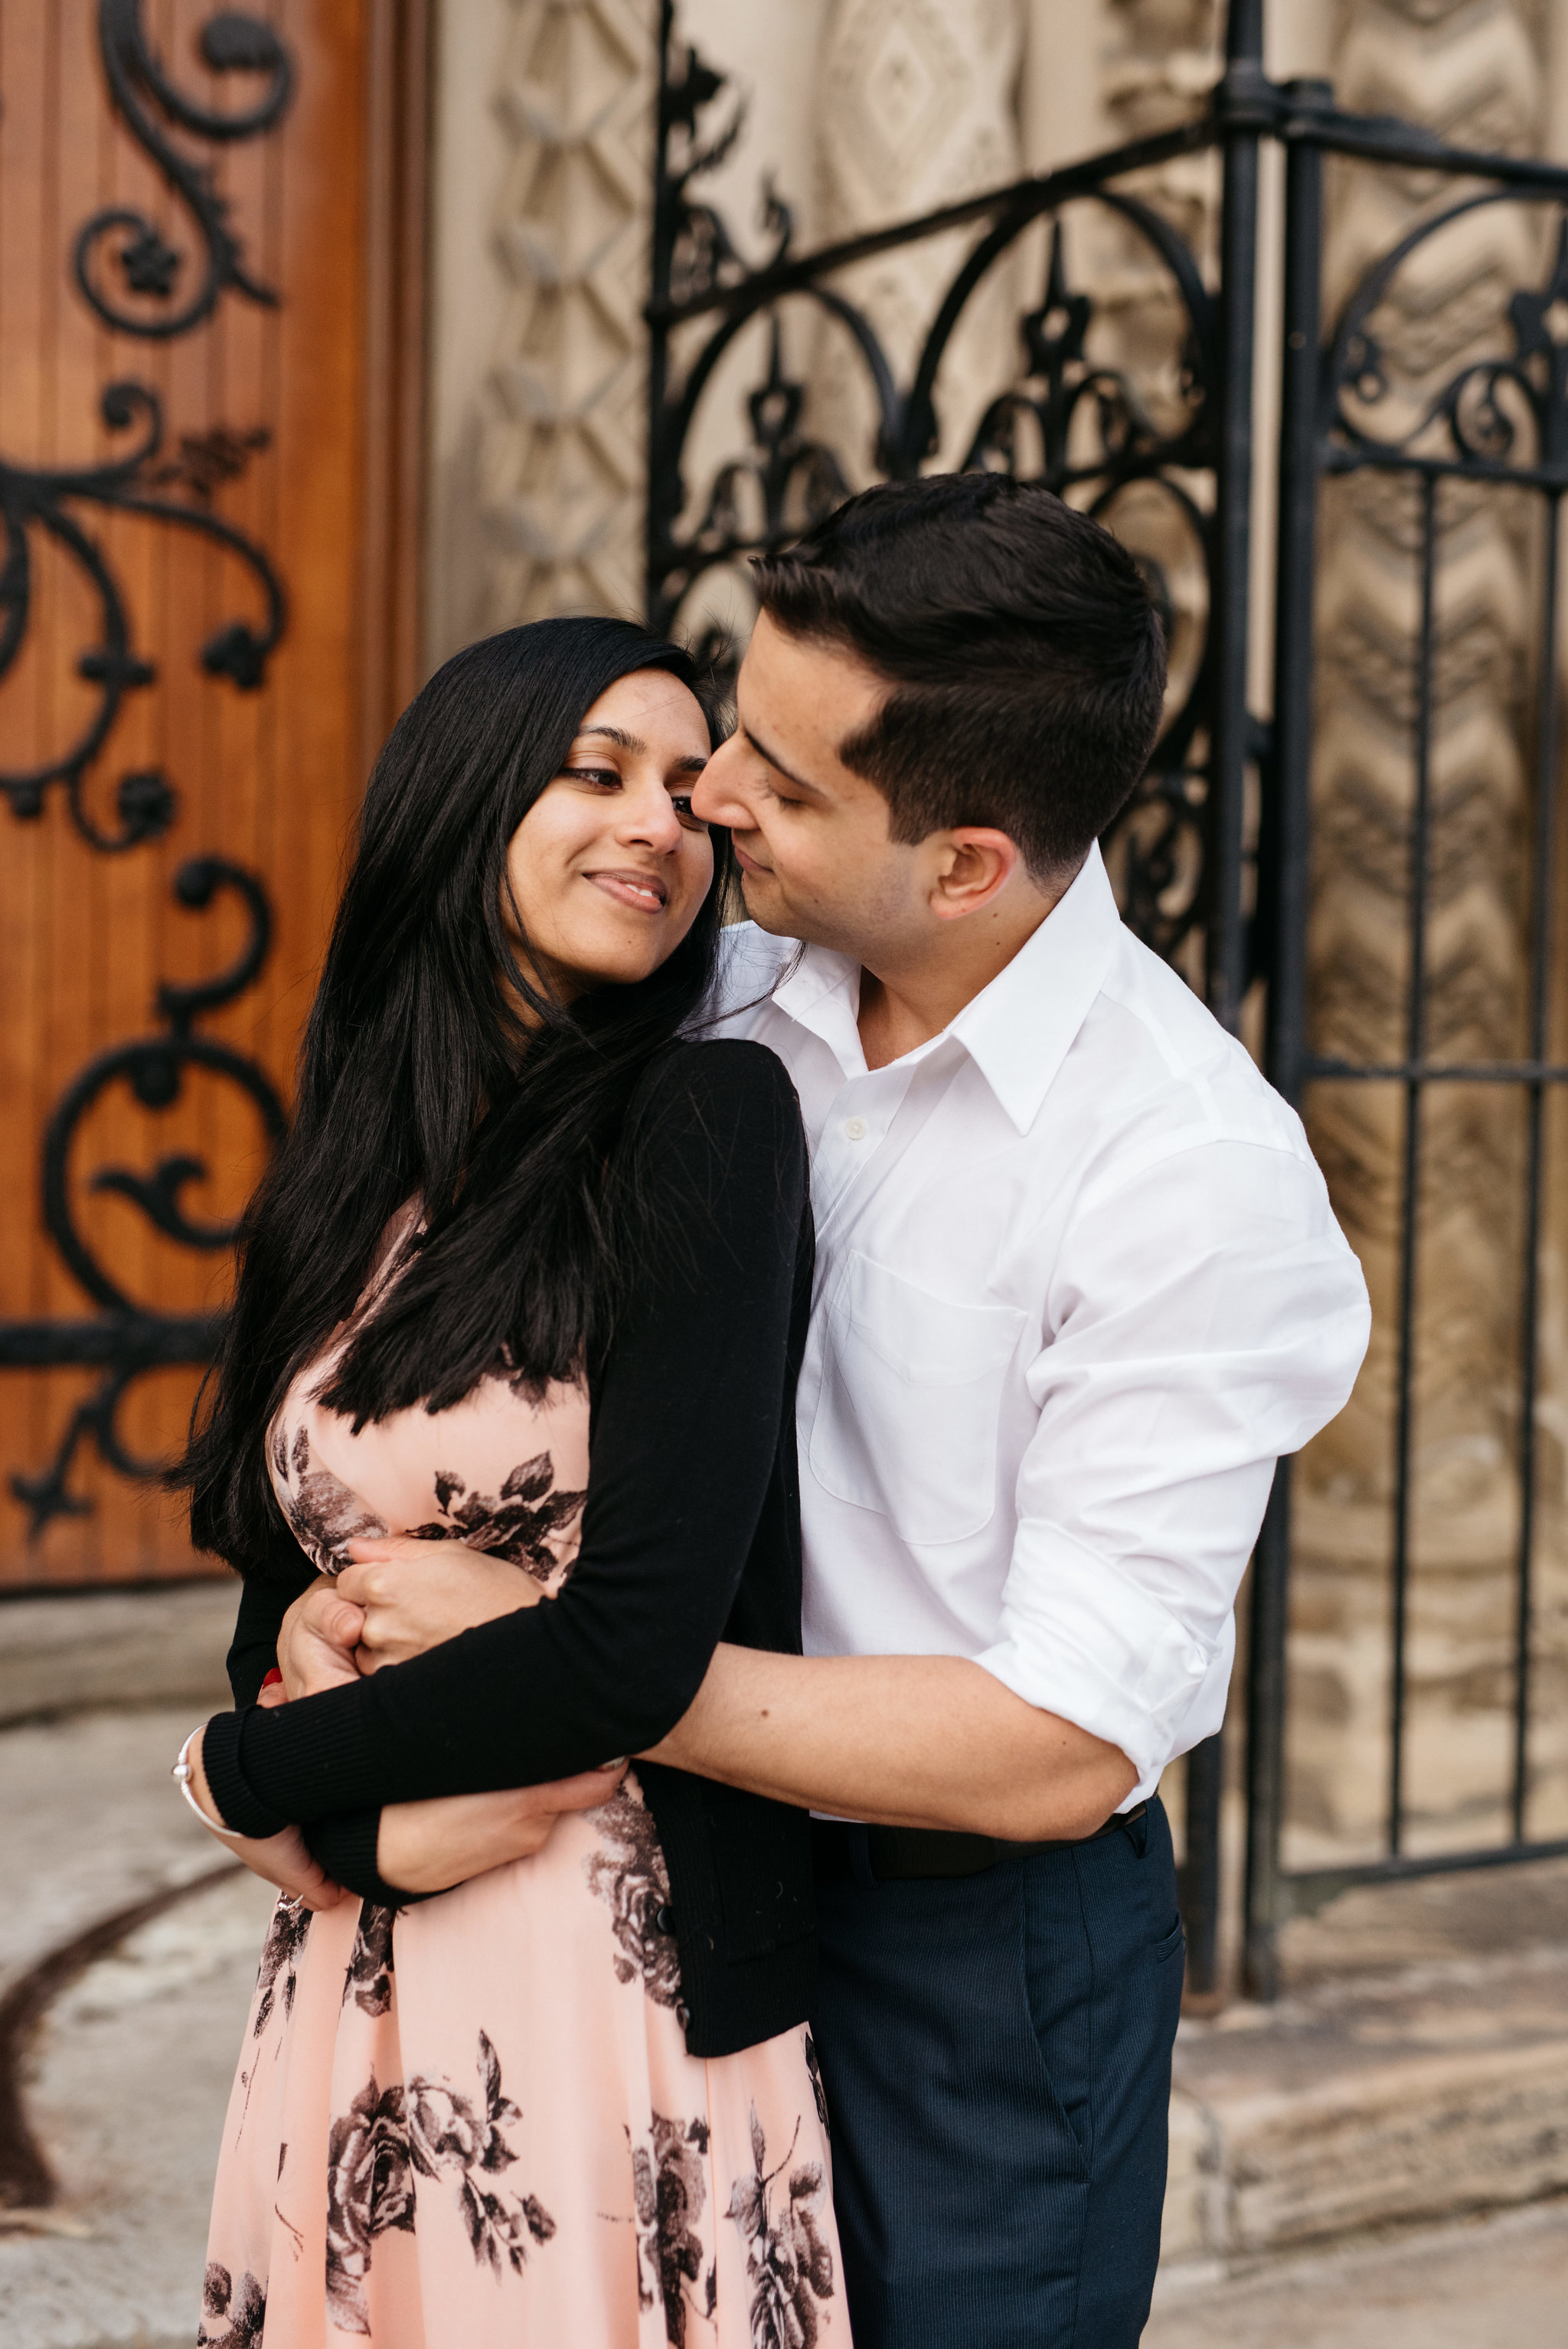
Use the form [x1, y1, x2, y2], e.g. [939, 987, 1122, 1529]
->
[712, 845, 1370, 1806]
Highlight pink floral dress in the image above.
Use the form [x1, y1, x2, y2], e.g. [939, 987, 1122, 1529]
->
[201, 1276, 843, 2349]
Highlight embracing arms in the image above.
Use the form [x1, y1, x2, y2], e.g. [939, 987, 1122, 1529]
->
[194, 1043, 812, 1846]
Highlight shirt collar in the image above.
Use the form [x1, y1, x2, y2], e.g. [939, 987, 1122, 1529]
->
[946, 845, 1123, 1132]
[771, 940, 866, 1076]
[767, 845, 1123, 1129]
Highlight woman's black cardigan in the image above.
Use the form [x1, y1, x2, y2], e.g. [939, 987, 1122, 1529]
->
[205, 1041, 818, 2060]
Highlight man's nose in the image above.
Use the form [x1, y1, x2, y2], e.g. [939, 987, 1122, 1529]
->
[691, 736, 753, 829]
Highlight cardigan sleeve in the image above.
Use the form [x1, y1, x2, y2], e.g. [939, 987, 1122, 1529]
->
[201, 1041, 808, 1831]
[225, 1536, 318, 1706]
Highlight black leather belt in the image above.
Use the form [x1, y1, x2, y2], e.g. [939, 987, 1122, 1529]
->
[811, 1803, 1148, 1884]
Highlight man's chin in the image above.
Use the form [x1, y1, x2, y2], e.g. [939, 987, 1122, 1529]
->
[737, 870, 796, 938]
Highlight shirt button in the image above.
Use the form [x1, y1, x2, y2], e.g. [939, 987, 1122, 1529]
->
[844, 1116, 868, 1141]
[655, 1903, 676, 1935]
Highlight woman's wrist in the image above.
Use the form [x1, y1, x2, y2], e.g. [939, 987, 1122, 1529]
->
[172, 1725, 242, 1841]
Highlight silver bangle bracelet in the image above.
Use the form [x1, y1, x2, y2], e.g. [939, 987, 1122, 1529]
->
[172, 1726, 243, 1842]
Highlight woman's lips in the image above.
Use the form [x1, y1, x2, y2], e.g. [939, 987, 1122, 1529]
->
[584, 869, 669, 912]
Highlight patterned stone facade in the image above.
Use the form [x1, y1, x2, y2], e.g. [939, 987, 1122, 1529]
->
[426, 0, 657, 658]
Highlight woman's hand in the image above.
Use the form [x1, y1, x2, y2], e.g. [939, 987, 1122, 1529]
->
[336, 1535, 544, 1674]
[278, 1572, 367, 1701]
[375, 1765, 627, 1895]
[182, 1725, 348, 1913]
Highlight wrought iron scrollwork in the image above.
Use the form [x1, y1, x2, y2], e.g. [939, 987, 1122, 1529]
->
[4, 859, 285, 1536]
[646, 18, 1221, 968]
[0, 379, 285, 849]
[74, 0, 294, 340]
[1327, 194, 1568, 479]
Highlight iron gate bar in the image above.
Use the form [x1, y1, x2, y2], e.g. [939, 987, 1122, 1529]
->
[1207, 0, 1264, 1039]
[1386, 475, 1439, 1861]
[1249, 74, 1331, 1999]
[1279, 1834, 1568, 1919]
[1306, 1061, 1568, 1081]
[1517, 485, 1562, 1841]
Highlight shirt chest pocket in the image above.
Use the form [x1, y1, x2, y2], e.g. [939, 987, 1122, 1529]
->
[808, 1252, 1028, 1546]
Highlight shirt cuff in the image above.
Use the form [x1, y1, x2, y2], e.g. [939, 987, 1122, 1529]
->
[973, 1528, 1217, 1791]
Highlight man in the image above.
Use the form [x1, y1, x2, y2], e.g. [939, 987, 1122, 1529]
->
[285, 476, 1368, 2343]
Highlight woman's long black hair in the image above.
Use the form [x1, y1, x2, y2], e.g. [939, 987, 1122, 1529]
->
[181, 616, 730, 1576]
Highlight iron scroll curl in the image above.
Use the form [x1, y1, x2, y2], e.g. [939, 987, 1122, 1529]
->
[74, 0, 294, 341]
[0, 381, 285, 850]
[7, 860, 286, 1536]
[1325, 190, 1568, 479]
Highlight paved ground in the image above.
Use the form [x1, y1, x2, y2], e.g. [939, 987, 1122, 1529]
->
[1, 1870, 276, 2349]
[2, 1590, 1565, 2345]
[1146, 2199, 1568, 2347]
[0, 1695, 275, 2349]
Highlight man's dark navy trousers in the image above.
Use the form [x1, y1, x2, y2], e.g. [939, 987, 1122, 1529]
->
[810, 1796, 1184, 2347]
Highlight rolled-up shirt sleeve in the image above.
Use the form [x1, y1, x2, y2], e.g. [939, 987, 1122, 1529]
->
[973, 1136, 1370, 1792]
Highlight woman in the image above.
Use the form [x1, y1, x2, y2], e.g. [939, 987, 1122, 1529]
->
[175, 619, 843, 2348]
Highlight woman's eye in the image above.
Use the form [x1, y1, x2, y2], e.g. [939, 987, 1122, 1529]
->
[671, 796, 708, 830]
[563, 766, 622, 789]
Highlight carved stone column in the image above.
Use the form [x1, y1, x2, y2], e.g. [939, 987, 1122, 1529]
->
[1291, 0, 1557, 1857]
[425, 0, 659, 662]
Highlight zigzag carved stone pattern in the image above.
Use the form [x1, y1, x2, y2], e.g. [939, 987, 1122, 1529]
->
[482, 0, 656, 626]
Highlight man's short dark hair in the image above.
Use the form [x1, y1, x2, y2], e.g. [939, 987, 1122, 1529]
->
[750, 474, 1167, 878]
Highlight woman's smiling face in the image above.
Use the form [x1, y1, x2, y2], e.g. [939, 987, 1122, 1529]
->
[502, 667, 715, 1004]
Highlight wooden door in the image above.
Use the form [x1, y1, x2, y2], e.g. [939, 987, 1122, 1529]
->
[0, 0, 426, 1586]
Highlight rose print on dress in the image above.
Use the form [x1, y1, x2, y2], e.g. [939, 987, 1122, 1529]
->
[278, 1423, 389, 1573]
[585, 1783, 681, 2008]
[324, 2074, 416, 2334]
[253, 1896, 311, 2039]
[631, 2112, 717, 2346]
[325, 2030, 555, 2334]
[726, 2108, 836, 2349]
[403, 1449, 586, 1584]
[198, 2262, 266, 2347]
[342, 1904, 396, 2018]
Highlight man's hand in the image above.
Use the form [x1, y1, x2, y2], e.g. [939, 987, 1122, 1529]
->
[278, 1573, 367, 1702]
[336, 1534, 544, 1674]
[375, 1766, 626, 1894]
[182, 1724, 348, 1913]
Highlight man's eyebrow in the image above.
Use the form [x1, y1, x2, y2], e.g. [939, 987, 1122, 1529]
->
[742, 723, 825, 796]
[576, 726, 707, 779]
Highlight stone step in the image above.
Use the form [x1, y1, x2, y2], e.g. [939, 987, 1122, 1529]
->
[1163, 1874, 1568, 2265]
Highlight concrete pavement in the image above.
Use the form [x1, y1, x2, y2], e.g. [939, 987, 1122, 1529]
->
[2, 1583, 1565, 2344]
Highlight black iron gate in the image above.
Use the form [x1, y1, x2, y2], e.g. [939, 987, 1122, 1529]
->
[646, 0, 1568, 1995]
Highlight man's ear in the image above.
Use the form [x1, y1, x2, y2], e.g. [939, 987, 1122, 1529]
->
[928, 828, 1020, 922]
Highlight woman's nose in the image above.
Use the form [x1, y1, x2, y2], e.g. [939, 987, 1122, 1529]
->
[618, 778, 684, 849]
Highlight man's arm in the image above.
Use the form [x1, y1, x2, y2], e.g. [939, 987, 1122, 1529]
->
[643, 1647, 1137, 1839]
[652, 1133, 1367, 1838]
